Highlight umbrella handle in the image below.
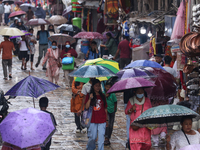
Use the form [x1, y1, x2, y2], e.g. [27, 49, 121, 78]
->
[33, 97, 35, 108]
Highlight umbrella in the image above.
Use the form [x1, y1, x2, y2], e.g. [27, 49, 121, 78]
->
[8, 11, 26, 18]
[20, 3, 36, 12]
[48, 34, 76, 45]
[73, 32, 104, 39]
[124, 60, 165, 70]
[116, 68, 156, 79]
[57, 24, 80, 32]
[144, 67, 177, 101]
[25, 18, 51, 26]
[107, 77, 156, 93]
[62, 6, 72, 17]
[180, 144, 200, 150]
[132, 105, 200, 127]
[5, 75, 59, 107]
[0, 27, 25, 36]
[10, 30, 30, 39]
[2, 0, 14, 4]
[75, 58, 119, 83]
[48, 15, 68, 25]
[0, 107, 56, 149]
[14, 1, 23, 5]
[68, 65, 116, 78]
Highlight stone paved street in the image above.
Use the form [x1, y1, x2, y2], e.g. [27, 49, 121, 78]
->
[0, 26, 166, 150]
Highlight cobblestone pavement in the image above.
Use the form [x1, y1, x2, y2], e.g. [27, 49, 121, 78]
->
[0, 26, 167, 150]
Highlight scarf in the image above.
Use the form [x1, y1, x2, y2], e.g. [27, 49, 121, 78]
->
[129, 96, 145, 105]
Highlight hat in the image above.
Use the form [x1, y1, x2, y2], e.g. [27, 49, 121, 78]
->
[154, 54, 163, 58]
[14, 17, 19, 21]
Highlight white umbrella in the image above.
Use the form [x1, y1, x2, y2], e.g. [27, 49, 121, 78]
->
[20, 3, 36, 12]
[0, 27, 25, 36]
[48, 15, 68, 26]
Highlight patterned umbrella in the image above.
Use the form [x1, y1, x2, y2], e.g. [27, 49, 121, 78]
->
[8, 11, 26, 18]
[0, 108, 56, 149]
[25, 18, 51, 26]
[48, 15, 68, 25]
[20, 3, 36, 12]
[107, 77, 156, 93]
[132, 105, 200, 127]
[48, 34, 76, 45]
[73, 32, 104, 39]
[69, 65, 116, 78]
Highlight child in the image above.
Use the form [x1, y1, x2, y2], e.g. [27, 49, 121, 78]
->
[85, 79, 108, 150]
[39, 97, 57, 150]
[104, 82, 117, 145]
[71, 80, 84, 133]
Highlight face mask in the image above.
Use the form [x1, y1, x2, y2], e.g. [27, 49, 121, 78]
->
[66, 45, 70, 48]
[30, 33, 33, 36]
[52, 46, 57, 49]
[136, 93, 144, 99]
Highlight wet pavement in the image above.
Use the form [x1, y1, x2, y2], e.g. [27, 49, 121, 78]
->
[0, 26, 167, 150]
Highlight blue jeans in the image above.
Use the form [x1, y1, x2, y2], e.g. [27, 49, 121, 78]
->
[4, 13, 9, 25]
[124, 104, 130, 142]
[87, 123, 106, 150]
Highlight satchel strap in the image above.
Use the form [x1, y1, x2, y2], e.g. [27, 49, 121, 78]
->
[182, 129, 190, 145]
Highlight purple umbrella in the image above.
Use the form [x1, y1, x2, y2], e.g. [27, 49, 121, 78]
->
[107, 77, 156, 93]
[0, 107, 56, 149]
[10, 30, 31, 39]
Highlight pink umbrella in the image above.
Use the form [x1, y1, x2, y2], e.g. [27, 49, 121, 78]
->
[25, 18, 51, 26]
[180, 144, 200, 150]
[73, 32, 104, 39]
[8, 11, 26, 18]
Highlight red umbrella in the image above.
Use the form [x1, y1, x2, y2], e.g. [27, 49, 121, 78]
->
[145, 67, 177, 102]
[73, 32, 104, 39]
[8, 11, 26, 18]
[25, 18, 51, 26]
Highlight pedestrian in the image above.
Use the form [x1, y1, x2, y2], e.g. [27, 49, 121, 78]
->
[26, 28, 37, 70]
[0, 36, 15, 80]
[48, 24, 55, 47]
[18, 35, 30, 70]
[60, 41, 77, 89]
[100, 32, 118, 56]
[113, 36, 132, 69]
[125, 88, 152, 150]
[4, 2, 11, 26]
[10, 17, 18, 27]
[0, 0, 4, 26]
[85, 79, 108, 150]
[70, 80, 84, 133]
[35, 3, 46, 19]
[17, 19, 27, 30]
[42, 41, 60, 85]
[14, 4, 21, 11]
[35, 24, 50, 70]
[104, 82, 117, 146]
[155, 54, 164, 66]
[85, 41, 99, 60]
[39, 97, 57, 150]
[163, 55, 177, 78]
[26, 7, 34, 21]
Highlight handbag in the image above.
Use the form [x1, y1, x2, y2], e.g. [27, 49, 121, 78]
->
[62, 57, 75, 70]
[81, 106, 93, 128]
[182, 129, 190, 145]
[62, 57, 73, 65]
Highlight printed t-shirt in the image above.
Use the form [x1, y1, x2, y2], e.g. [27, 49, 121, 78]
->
[0, 41, 14, 59]
[106, 93, 117, 113]
[118, 39, 131, 58]
[85, 94, 107, 124]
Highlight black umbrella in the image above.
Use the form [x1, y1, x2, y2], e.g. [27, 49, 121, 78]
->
[3, 0, 14, 4]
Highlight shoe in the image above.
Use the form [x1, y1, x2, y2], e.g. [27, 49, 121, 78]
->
[42, 67, 47, 70]
[9, 75, 12, 79]
[104, 139, 110, 146]
[81, 128, 87, 133]
[152, 142, 159, 147]
[35, 63, 39, 68]
[76, 129, 81, 133]
[3, 77, 7, 80]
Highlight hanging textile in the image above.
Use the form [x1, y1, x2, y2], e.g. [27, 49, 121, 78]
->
[104, 0, 118, 25]
[119, 0, 131, 14]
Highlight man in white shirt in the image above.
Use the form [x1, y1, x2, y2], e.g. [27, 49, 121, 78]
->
[163, 55, 177, 78]
[4, 2, 11, 26]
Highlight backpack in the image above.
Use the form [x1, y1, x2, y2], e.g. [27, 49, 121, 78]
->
[37, 30, 49, 40]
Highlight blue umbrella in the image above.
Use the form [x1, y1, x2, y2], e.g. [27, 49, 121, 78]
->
[124, 60, 165, 70]
[68, 65, 116, 78]
[5, 75, 59, 107]
[132, 105, 200, 127]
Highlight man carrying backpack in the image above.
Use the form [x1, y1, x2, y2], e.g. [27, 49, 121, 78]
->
[35, 24, 50, 70]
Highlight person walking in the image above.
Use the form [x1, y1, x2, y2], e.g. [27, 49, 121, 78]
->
[60, 41, 77, 89]
[113, 36, 132, 69]
[42, 41, 60, 85]
[14, 4, 21, 11]
[35, 24, 50, 70]
[0, 36, 15, 80]
[4, 2, 11, 26]
[85, 41, 99, 60]
[26, 28, 37, 70]
[85, 79, 108, 150]
[0, 1, 4, 26]
[26, 7, 34, 21]
[163, 55, 177, 78]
